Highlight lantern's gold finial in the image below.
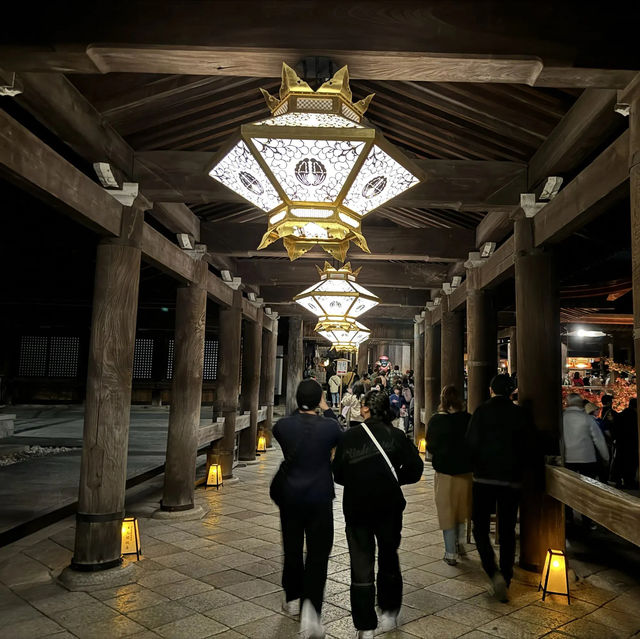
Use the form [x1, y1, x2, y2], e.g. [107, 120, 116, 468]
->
[354, 93, 375, 115]
[280, 62, 314, 100]
[318, 66, 352, 102]
[259, 88, 280, 111]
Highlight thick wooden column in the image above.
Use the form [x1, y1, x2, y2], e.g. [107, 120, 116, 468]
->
[357, 344, 368, 376]
[239, 311, 263, 461]
[286, 316, 304, 416]
[212, 290, 242, 479]
[441, 295, 465, 393]
[466, 269, 497, 413]
[514, 210, 564, 571]
[413, 320, 425, 444]
[161, 260, 208, 512]
[72, 206, 143, 571]
[630, 91, 640, 490]
[424, 318, 441, 423]
[260, 319, 279, 448]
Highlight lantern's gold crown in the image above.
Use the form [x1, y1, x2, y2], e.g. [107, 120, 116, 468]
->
[208, 62, 421, 261]
[260, 63, 375, 121]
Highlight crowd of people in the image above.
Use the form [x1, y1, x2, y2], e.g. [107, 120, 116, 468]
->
[270, 371, 537, 639]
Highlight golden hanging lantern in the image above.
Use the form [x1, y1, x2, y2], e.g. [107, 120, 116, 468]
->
[208, 63, 421, 260]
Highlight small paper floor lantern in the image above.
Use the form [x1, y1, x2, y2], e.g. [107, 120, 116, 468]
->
[257, 434, 267, 453]
[539, 548, 570, 603]
[206, 463, 223, 490]
[418, 438, 427, 454]
[121, 517, 141, 560]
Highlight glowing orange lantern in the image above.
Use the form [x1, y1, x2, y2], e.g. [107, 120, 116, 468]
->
[539, 549, 570, 603]
[257, 435, 267, 453]
[206, 463, 223, 490]
[121, 517, 141, 560]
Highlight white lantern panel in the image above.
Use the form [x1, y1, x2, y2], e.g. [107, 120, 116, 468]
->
[349, 297, 379, 317]
[295, 296, 323, 315]
[342, 145, 419, 216]
[209, 141, 282, 212]
[251, 138, 366, 203]
[315, 279, 355, 293]
[351, 281, 377, 298]
[253, 113, 362, 128]
[316, 295, 356, 315]
[292, 222, 329, 239]
[318, 330, 337, 342]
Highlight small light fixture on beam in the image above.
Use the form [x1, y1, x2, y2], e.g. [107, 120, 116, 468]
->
[93, 162, 120, 189]
[247, 292, 257, 302]
[442, 283, 452, 295]
[615, 103, 630, 117]
[433, 296, 441, 306]
[539, 548, 570, 603]
[177, 233, 194, 250]
[121, 516, 141, 560]
[220, 271, 242, 290]
[206, 463, 223, 490]
[480, 242, 496, 258]
[451, 275, 462, 288]
[539, 176, 563, 201]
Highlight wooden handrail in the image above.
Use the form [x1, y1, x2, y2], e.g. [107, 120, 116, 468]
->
[545, 465, 640, 546]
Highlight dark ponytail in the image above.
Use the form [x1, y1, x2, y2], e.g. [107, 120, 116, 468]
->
[362, 389, 393, 423]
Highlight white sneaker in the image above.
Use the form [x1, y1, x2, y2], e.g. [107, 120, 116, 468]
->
[356, 631, 375, 639]
[282, 597, 300, 615]
[491, 572, 509, 603]
[379, 611, 398, 631]
[300, 599, 325, 639]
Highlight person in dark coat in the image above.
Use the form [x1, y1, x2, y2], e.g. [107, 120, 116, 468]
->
[333, 390, 424, 638]
[272, 379, 343, 639]
[465, 374, 535, 602]
[613, 397, 639, 489]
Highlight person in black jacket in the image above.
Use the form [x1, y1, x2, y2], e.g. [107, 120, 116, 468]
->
[272, 379, 343, 639]
[426, 385, 472, 566]
[333, 390, 424, 638]
[465, 374, 533, 602]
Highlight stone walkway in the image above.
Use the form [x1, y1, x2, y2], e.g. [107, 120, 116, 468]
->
[1, 445, 640, 638]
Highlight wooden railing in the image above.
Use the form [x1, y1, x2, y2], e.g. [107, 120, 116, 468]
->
[196, 406, 268, 449]
[545, 465, 640, 546]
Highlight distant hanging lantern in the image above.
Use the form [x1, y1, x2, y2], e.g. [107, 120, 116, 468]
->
[257, 434, 267, 453]
[539, 549, 570, 603]
[121, 517, 141, 560]
[206, 463, 223, 490]
[208, 63, 421, 261]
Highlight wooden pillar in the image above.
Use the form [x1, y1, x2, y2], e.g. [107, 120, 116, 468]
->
[260, 319, 279, 448]
[629, 90, 640, 479]
[357, 344, 368, 376]
[72, 206, 143, 571]
[413, 320, 425, 444]
[466, 269, 497, 413]
[286, 316, 304, 416]
[239, 310, 263, 461]
[441, 295, 465, 393]
[161, 261, 208, 512]
[212, 290, 242, 479]
[424, 318, 441, 424]
[514, 210, 564, 571]
[508, 326, 518, 376]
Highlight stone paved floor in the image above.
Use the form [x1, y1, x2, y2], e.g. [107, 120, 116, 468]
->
[1, 445, 640, 638]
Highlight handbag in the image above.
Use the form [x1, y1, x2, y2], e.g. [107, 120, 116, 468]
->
[361, 423, 399, 482]
[269, 423, 312, 506]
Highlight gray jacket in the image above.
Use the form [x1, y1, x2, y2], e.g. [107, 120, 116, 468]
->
[562, 406, 609, 464]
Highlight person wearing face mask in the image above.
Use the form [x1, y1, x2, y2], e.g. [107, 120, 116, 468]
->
[332, 390, 424, 638]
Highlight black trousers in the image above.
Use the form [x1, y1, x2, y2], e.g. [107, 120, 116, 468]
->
[346, 510, 403, 631]
[472, 482, 520, 586]
[279, 501, 334, 614]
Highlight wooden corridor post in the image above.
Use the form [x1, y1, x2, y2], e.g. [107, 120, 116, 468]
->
[424, 318, 441, 424]
[260, 318, 278, 448]
[629, 85, 640, 481]
[466, 268, 497, 413]
[441, 295, 465, 393]
[413, 319, 425, 444]
[160, 260, 207, 513]
[212, 289, 242, 479]
[286, 316, 304, 416]
[239, 311, 263, 461]
[514, 209, 564, 571]
[357, 344, 368, 376]
[71, 205, 143, 573]
[508, 326, 518, 376]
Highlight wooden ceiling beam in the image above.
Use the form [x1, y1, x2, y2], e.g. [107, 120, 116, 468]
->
[232, 259, 449, 289]
[1, 45, 635, 88]
[200, 223, 474, 261]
